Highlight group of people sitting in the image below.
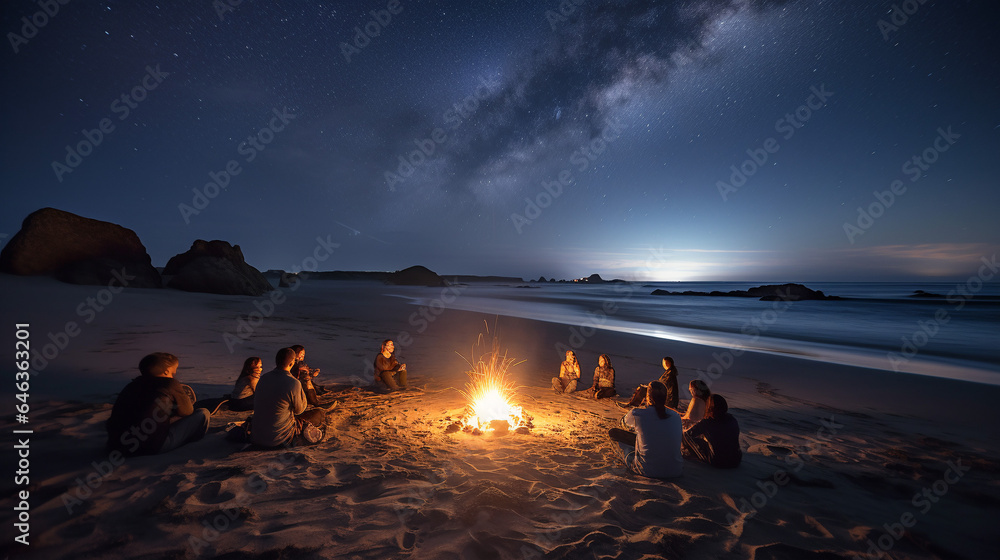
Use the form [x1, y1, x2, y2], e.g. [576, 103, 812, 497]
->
[107, 342, 739, 478]
[106, 339, 411, 456]
[552, 351, 742, 476]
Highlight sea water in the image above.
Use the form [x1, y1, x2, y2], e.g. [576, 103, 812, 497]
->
[395, 281, 1000, 386]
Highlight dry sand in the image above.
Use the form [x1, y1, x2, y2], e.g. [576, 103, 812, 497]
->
[2, 276, 999, 559]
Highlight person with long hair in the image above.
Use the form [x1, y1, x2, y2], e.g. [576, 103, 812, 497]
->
[551, 350, 581, 393]
[682, 394, 742, 468]
[374, 339, 408, 390]
[228, 356, 263, 411]
[618, 356, 679, 410]
[290, 344, 323, 405]
[588, 354, 617, 399]
[680, 379, 711, 429]
[607, 380, 683, 478]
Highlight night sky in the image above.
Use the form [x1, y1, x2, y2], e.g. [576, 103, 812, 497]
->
[2, 0, 998, 281]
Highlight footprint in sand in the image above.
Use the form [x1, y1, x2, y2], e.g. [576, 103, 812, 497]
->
[398, 531, 417, 549]
[196, 481, 236, 504]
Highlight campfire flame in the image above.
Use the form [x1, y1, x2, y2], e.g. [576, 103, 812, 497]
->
[458, 332, 524, 432]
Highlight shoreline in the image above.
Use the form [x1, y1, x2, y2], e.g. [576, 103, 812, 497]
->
[3, 275, 999, 558]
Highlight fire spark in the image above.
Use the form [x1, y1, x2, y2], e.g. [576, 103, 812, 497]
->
[453, 333, 530, 434]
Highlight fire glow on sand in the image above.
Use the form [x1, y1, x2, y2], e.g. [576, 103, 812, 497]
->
[449, 332, 533, 435]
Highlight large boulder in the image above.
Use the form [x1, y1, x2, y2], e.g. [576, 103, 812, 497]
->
[387, 265, 447, 287]
[164, 240, 272, 296]
[0, 207, 161, 288]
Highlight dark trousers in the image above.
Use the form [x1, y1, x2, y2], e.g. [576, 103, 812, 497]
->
[608, 427, 637, 466]
[624, 386, 647, 407]
[682, 433, 713, 464]
[228, 395, 254, 412]
[593, 387, 617, 399]
[608, 427, 637, 447]
[380, 369, 407, 390]
[298, 408, 325, 428]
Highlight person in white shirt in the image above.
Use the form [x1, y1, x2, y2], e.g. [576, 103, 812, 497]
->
[608, 380, 683, 478]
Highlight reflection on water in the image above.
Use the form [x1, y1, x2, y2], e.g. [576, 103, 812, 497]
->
[391, 282, 1000, 386]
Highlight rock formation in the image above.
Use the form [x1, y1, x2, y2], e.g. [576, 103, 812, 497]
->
[164, 240, 273, 296]
[0, 207, 161, 288]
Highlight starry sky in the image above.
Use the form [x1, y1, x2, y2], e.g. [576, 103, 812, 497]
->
[2, 0, 998, 281]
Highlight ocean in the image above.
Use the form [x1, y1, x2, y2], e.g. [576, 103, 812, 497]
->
[394, 281, 1000, 386]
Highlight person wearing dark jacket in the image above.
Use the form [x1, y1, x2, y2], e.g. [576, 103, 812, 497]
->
[619, 357, 679, 409]
[588, 354, 617, 399]
[290, 344, 322, 405]
[106, 353, 210, 456]
[374, 339, 408, 390]
[682, 394, 742, 468]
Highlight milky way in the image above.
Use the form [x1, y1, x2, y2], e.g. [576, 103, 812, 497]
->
[2, 0, 998, 280]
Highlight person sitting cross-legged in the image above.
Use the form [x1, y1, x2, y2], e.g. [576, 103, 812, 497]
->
[682, 394, 743, 468]
[252, 347, 325, 447]
[607, 380, 683, 478]
[374, 339, 408, 390]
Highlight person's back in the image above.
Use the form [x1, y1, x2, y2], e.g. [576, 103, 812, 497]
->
[683, 394, 742, 468]
[626, 406, 684, 478]
[106, 352, 207, 456]
[107, 375, 189, 455]
[687, 412, 742, 468]
[253, 367, 306, 447]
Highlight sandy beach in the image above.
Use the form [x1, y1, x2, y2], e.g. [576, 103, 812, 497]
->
[3, 275, 999, 559]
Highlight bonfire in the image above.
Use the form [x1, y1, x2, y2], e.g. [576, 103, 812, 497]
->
[450, 330, 532, 435]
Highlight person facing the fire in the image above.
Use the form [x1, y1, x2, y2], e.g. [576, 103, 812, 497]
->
[552, 350, 581, 393]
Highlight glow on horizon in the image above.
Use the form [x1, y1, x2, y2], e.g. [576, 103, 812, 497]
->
[544, 243, 999, 283]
